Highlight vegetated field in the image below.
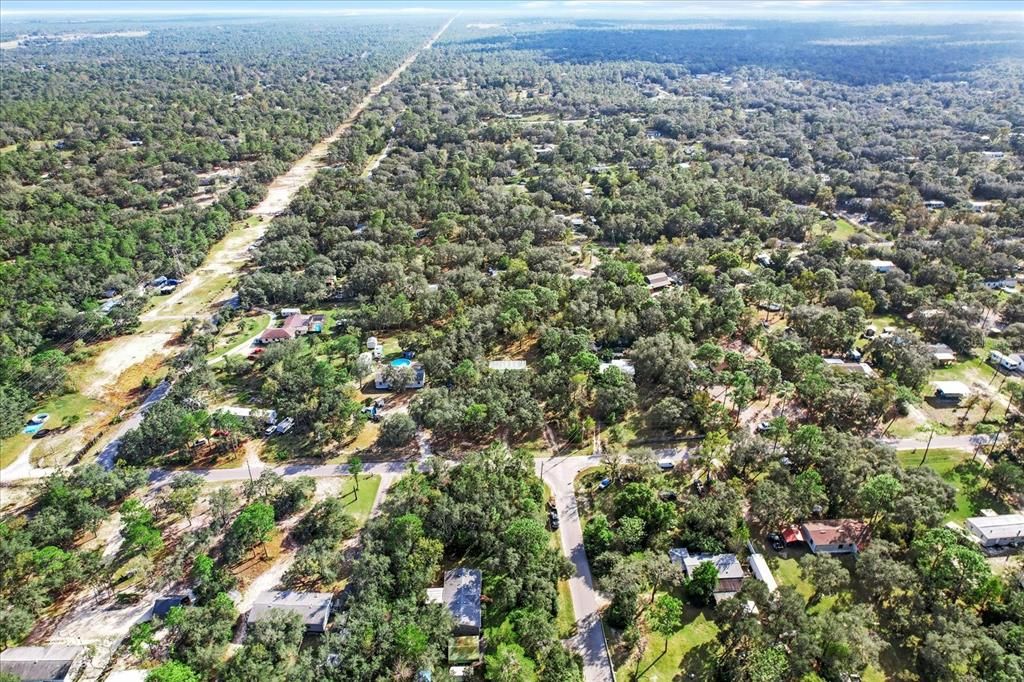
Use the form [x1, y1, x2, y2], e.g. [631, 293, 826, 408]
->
[897, 448, 1009, 523]
[612, 604, 719, 680]
[0, 392, 108, 469]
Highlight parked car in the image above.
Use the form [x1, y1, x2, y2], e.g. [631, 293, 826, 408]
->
[756, 421, 771, 433]
[597, 478, 611, 491]
[548, 510, 560, 530]
[265, 424, 277, 436]
[192, 438, 208, 448]
[767, 532, 785, 551]
[32, 428, 51, 440]
[658, 459, 674, 471]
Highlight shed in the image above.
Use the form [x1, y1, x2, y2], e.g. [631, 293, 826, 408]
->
[443, 568, 482, 636]
[866, 259, 895, 273]
[748, 554, 778, 593]
[927, 343, 956, 366]
[933, 380, 970, 402]
[0, 645, 84, 682]
[248, 591, 333, 634]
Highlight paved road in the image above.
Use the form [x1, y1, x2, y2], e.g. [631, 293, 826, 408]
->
[539, 454, 614, 682]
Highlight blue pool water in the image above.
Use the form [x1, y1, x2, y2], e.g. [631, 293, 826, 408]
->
[23, 423, 43, 435]
[390, 358, 412, 367]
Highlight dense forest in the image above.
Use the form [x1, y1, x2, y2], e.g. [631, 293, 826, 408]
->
[0, 19, 434, 433]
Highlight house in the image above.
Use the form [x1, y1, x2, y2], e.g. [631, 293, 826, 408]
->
[280, 307, 302, 317]
[599, 358, 636, 377]
[990, 350, 1023, 372]
[443, 568, 482, 636]
[969, 200, 993, 213]
[0, 645, 84, 682]
[151, 594, 191, 620]
[259, 328, 293, 344]
[645, 272, 673, 291]
[981, 151, 1005, 159]
[923, 200, 946, 210]
[927, 343, 957, 366]
[800, 519, 869, 555]
[984, 278, 1018, 292]
[488, 359, 528, 371]
[965, 513, 1024, 547]
[258, 314, 320, 344]
[933, 380, 971, 402]
[248, 591, 333, 634]
[866, 259, 896, 273]
[670, 549, 745, 602]
[823, 358, 875, 377]
[748, 553, 778, 593]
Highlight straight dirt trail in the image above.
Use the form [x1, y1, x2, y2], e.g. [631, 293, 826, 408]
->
[94, 17, 454, 398]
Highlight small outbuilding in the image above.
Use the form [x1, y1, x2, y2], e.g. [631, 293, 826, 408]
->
[933, 380, 971, 403]
[927, 343, 956, 366]
[669, 549, 745, 602]
[866, 259, 896, 273]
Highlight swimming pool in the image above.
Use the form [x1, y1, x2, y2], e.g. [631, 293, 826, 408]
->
[390, 358, 412, 368]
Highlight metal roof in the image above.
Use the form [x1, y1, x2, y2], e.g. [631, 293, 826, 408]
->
[248, 591, 332, 629]
[443, 568, 482, 633]
[0, 645, 83, 682]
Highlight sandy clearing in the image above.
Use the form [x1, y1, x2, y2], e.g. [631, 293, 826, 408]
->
[83, 332, 176, 399]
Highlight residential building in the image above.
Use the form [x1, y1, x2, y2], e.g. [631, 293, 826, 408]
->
[248, 591, 333, 634]
[800, 519, 869, 555]
[965, 513, 1024, 547]
[866, 259, 896, 273]
[645, 271, 673, 291]
[488, 359, 528, 371]
[0, 645, 84, 682]
[669, 549, 745, 602]
[933, 380, 971, 402]
[443, 568, 482, 637]
[258, 313, 322, 344]
[927, 343, 957, 366]
[823, 358, 875, 377]
[599, 358, 636, 377]
[923, 200, 946, 209]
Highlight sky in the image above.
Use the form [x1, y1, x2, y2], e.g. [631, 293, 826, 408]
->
[2, 0, 1023, 20]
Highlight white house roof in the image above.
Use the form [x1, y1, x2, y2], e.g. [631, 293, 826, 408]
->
[933, 380, 970, 396]
[670, 549, 744, 580]
[748, 553, 778, 593]
[867, 259, 895, 269]
[248, 591, 332, 629]
[488, 360, 527, 371]
[966, 514, 1024, 542]
[599, 359, 635, 377]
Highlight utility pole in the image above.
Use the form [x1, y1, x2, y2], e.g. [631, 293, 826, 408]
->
[919, 426, 934, 468]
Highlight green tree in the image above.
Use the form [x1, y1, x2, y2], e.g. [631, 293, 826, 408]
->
[146, 661, 200, 682]
[647, 594, 683, 652]
[348, 455, 364, 497]
[225, 502, 275, 562]
[686, 560, 718, 606]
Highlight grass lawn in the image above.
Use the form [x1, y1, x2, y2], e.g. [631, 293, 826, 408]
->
[1, 392, 108, 469]
[896, 448, 1008, 523]
[555, 580, 575, 638]
[207, 313, 271, 361]
[340, 474, 381, 526]
[614, 607, 719, 681]
[772, 555, 844, 615]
